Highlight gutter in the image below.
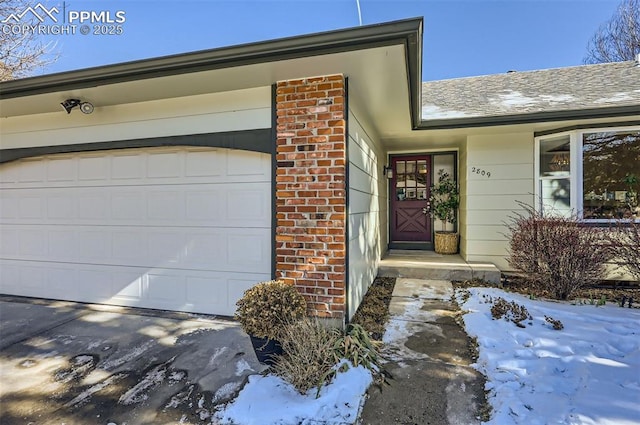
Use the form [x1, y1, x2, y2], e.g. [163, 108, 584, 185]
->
[417, 105, 640, 130]
[0, 18, 423, 99]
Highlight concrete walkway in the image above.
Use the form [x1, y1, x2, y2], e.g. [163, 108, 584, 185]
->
[359, 278, 486, 425]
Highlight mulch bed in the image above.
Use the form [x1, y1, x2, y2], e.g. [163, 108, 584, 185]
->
[454, 276, 640, 308]
[351, 276, 395, 341]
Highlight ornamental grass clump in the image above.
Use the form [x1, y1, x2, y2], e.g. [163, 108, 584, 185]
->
[273, 320, 385, 397]
[272, 318, 339, 395]
[235, 280, 307, 340]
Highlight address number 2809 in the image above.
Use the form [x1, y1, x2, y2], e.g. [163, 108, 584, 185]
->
[471, 167, 491, 178]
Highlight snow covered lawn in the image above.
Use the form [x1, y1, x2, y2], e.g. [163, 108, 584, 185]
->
[459, 287, 640, 425]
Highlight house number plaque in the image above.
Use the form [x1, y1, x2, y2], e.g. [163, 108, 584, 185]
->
[471, 167, 491, 178]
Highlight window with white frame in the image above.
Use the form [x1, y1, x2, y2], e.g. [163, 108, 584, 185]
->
[536, 126, 640, 221]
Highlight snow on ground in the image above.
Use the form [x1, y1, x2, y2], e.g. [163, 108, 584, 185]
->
[215, 363, 372, 425]
[459, 287, 640, 425]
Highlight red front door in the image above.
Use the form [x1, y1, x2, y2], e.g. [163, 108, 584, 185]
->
[390, 155, 431, 243]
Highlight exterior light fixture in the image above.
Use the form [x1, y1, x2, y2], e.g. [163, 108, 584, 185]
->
[383, 165, 393, 179]
[61, 99, 94, 114]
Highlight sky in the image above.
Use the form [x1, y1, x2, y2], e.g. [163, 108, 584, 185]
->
[22, 0, 623, 81]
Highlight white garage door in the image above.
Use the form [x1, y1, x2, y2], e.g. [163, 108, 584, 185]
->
[0, 146, 272, 316]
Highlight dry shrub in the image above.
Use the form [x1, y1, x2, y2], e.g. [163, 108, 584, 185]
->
[272, 318, 339, 395]
[234, 280, 306, 340]
[545, 315, 564, 330]
[507, 203, 613, 300]
[490, 297, 531, 328]
[607, 221, 640, 281]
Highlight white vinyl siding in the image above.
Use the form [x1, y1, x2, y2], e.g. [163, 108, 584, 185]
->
[0, 147, 271, 315]
[0, 87, 271, 150]
[462, 133, 534, 270]
[347, 99, 386, 320]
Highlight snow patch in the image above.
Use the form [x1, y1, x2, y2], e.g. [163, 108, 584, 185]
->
[235, 359, 253, 376]
[65, 372, 128, 408]
[496, 91, 537, 107]
[101, 340, 155, 371]
[538, 94, 575, 103]
[118, 357, 174, 405]
[459, 287, 640, 425]
[422, 104, 470, 119]
[213, 381, 242, 404]
[593, 92, 634, 103]
[215, 363, 372, 425]
[207, 347, 229, 368]
[382, 297, 433, 363]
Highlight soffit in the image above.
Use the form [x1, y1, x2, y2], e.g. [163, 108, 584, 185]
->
[0, 46, 411, 142]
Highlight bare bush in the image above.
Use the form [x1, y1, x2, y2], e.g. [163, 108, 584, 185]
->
[507, 203, 613, 300]
[607, 221, 640, 281]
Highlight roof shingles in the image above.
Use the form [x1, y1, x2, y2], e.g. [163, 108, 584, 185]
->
[421, 60, 640, 120]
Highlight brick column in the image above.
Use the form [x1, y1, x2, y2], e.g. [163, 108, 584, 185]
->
[275, 75, 346, 321]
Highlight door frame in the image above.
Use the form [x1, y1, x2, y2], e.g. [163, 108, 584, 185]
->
[387, 150, 458, 250]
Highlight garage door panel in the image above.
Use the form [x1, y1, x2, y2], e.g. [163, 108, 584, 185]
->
[111, 153, 143, 180]
[77, 231, 109, 261]
[227, 234, 270, 269]
[47, 267, 79, 298]
[78, 270, 112, 300]
[0, 193, 18, 219]
[185, 149, 225, 177]
[0, 228, 18, 256]
[48, 195, 76, 219]
[78, 155, 109, 181]
[185, 190, 224, 221]
[0, 259, 268, 316]
[148, 150, 183, 178]
[2, 224, 270, 273]
[16, 159, 46, 183]
[49, 230, 77, 261]
[19, 229, 47, 257]
[112, 190, 146, 221]
[20, 196, 44, 219]
[227, 149, 270, 177]
[1, 148, 270, 189]
[2, 184, 270, 228]
[48, 156, 76, 182]
[111, 231, 147, 263]
[147, 190, 184, 220]
[78, 194, 109, 220]
[0, 147, 271, 315]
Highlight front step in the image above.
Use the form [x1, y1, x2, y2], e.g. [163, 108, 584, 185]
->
[378, 250, 501, 283]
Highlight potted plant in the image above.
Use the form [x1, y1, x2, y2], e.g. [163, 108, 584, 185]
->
[426, 169, 460, 254]
[235, 279, 307, 365]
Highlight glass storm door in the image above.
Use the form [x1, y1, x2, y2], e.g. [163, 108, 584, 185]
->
[390, 155, 431, 242]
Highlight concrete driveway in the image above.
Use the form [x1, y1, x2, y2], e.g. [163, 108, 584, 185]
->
[0, 296, 264, 425]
